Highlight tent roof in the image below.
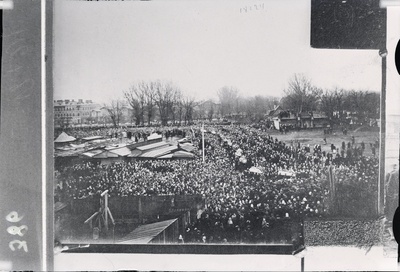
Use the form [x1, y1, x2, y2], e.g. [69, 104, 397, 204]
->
[105, 143, 127, 150]
[128, 149, 143, 158]
[177, 137, 190, 143]
[140, 145, 178, 158]
[55, 132, 76, 143]
[180, 143, 195, 152]
[81, 149, 104, 158]
[82, 136, 104, 141]
[109, 147, 131, 157]
[173, 150, 195, 158]
[158, 154, 174, 159]
[136, 141, 169, 151]
[148, 133, 162, 140]
[118, 219, 177, 244]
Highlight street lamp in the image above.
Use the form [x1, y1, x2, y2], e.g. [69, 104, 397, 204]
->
[378, 48, 387, 215]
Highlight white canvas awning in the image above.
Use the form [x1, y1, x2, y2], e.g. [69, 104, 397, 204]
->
[55, 132, 76, 143]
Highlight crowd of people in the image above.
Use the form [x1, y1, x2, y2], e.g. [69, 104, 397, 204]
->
[55, 124, 380, 243]
[55, 126, 191, 145]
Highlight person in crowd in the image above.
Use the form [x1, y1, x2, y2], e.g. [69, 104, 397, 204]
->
[55, 124, 379, 243]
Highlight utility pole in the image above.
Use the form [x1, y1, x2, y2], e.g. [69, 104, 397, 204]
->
[378, 48, 387, 215]
[202, 122, 205, 163]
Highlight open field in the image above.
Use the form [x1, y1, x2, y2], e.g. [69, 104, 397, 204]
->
[268, 127, 379, 157]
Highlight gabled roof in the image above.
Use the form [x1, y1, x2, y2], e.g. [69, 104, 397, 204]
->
[136, 141, 169, 151]
[55, 132, 76, 143]
[267, 105, 284, 117]
[140, 145, 179, 158]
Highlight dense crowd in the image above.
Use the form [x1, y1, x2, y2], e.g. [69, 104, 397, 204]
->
[55, 124, 379, 243]
[55, 126, 190, 142]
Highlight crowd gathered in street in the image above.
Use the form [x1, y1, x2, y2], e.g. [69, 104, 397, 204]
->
[55, 124, 380, 243]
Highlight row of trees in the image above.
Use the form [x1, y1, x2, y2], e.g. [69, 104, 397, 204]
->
[106, 80, 197, 127]
[281, 74, 380, 123]
[103, 75, 380, 127]
[217, 86, 279, 121]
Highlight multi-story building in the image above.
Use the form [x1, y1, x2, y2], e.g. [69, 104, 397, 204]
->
[54, 99, 134, 127]
[54, 99, 101, 127]
[194, 100, 222, 121]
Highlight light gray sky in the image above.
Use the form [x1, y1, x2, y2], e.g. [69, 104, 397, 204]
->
[53, 0, 383, 104]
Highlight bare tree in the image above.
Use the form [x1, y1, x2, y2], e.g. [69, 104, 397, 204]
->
[319, 89, 336, 119]
[144, 82, 156, 125]
[104, 100, 123, 128]
[195, 101, 206, 121]
[207, 102, 214, 122]
[153, 81, 182, 126]
[176, 97, 184, 126]
[124, 82, 146, 125]
[183, 96, 197, 124]
[281, 74, 321, 113]
[169, 88, 182, 125]
[344, 90, 379, 124]
[217, 86, 240, 117]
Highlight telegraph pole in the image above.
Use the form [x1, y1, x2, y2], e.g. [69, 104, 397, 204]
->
[378, 48, 387, 214]
[202, 122, 205, 163]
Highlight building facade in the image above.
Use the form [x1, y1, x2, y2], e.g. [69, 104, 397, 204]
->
[54, 99, 101, 127]
[54, 99, 134, 128]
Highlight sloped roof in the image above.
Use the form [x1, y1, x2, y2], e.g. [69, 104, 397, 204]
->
[55, 132, 76, 143]
[173, 150, 195, 158]
[94, 151, 119, 158]
[180, 143, 196, 152]
[267, 105, 284, 117]
[140, 145, 178, 158]
[148, 133, 162, 140]
[82, 136, 104, 141]
[128, 149, 143, 158]
[136, 141, 169, 151]
[158, 154, 174, 159]
[109, 147, 131, 157]
[81, 149, 105, 158]
[118, 219, 177, 244]
[105, 143, 127, 150]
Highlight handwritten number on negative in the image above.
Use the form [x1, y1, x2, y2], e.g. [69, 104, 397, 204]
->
[6, 211, 23, 223]
[7, 225, 28, 236]
[5, 211, 28, 252]
[9, 240, 28, 252]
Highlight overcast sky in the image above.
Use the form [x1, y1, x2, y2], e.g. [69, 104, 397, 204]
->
[53, 0, 383, 104]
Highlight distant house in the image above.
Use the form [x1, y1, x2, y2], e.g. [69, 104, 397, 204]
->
[266, 105, 285, 122]
[194, 100, 222, 120]
[272, 112, 297, 130]
[271, 109, 329, 130]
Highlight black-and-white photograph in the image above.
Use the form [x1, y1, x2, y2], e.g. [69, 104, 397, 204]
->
[51, 0, 400, 270]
